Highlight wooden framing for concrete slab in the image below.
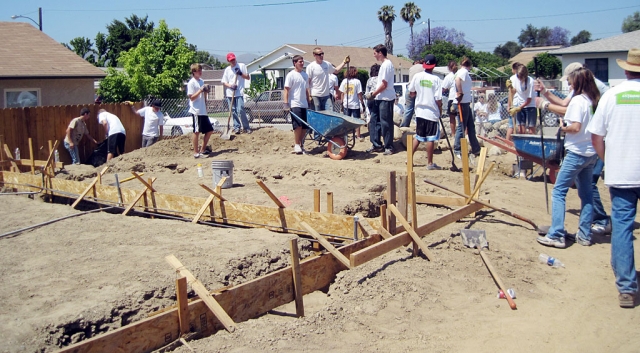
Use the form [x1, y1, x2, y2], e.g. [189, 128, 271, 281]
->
[300, 221, 351, 269]
[289, 238, 304, 318]
[71, 167, 109, 208]
[123, 177, 156, 215]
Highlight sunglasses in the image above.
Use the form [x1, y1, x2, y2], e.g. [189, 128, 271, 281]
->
[314, 52, 324, 56]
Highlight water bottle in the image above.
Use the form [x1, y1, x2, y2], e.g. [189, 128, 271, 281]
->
[14, 148, 20, 160]
[539, 253, 564, 268]
[54, 150, 60, 163]
[197, 163, 204, 178]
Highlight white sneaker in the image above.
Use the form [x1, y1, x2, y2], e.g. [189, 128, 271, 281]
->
[293, 144, 302, 154]
[591, 223, 612, 235]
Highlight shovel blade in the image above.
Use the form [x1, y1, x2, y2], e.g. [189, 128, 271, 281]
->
[460, 229, 488, 249]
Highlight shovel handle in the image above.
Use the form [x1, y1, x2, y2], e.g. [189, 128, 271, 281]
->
[480, 251, 517, 310]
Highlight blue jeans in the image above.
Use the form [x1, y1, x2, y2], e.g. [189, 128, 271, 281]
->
[227, 96, 250, 130]
[401, 91, 415, 127]
[609, 186, 639, 294]
[592, 157, 609, 227]
[368, 100, 382, 148]
[547, 151, 597, 240]
[453, 103, 480, 154]
[311, 95, 332, 111]
[63, 140, 80, 164]
[377, 100, 394, 150]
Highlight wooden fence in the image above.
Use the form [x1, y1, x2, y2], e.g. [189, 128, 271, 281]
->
[0, 103, 143, 165]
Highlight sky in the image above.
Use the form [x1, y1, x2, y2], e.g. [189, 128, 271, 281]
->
[2, 0, 639, 60]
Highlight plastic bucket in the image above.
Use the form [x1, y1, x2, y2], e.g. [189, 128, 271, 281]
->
[211, 160, 234, 189]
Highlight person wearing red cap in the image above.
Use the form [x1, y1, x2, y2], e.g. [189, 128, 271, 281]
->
[222, 52, 252, 134]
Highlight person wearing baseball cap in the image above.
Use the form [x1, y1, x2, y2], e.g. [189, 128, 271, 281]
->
[222, 52, 252, 134]
[587, 48, 640, 308]
[127, 99, 166, 147]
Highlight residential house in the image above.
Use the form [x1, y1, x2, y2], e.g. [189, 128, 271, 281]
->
[0, 22, 107, 108]
[549, 30, 640, 88]
[508, 46, 563, 68]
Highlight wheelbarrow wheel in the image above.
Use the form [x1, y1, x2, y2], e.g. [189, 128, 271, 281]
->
[327, 136, 348, 160]
[549, 168, 557, 184]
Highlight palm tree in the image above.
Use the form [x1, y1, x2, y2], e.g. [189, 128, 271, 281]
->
[377, 5, 396, 55]
[400, 2, 421, 44]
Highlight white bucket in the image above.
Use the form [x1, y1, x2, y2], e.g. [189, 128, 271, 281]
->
[211, 160, 234, 189]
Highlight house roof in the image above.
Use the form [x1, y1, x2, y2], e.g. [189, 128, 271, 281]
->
[0, 22, 106, 79]
[508, 46, 563, 66]
[201, 70, 223, 81]
[549, 30, 640, 55]
[255, 43, 413, 71]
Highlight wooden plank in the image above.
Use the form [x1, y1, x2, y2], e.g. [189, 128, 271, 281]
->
[289, 238, 304, 318]
[300, 222, 350, 269]
[380, 204, 387, 231]
[215, 177, 227, 196]
[165, 255, 237, 333]
[387, 171, 396, 234]
[313, 189, 320, 212]
[350, 202, 483, 267]
[0, 159, 63, 169]
[176, 276, 190, 335]
[466, 162, 495, 204]
[357, 217, 379, 238]
[256, 180, 285, 208]
[199, 183, 227, 202]
[378, 227, 393, 240]
[415, 194, 467, 206]
[28, 138, 35, 174]
[192, 194, 216, 223]
[3, 145, 19, 172]
[461, 139, 471, 196]
[410, 171, 418, 230]
[326, 192, 333, 214]
[406, 133, 413, 175]
[388, 204, 434, 261]
[397, 175, 408, 221]
[132, 172, 156, 192]
[71, 167, 109, 208]
[122, 178, 156, 215]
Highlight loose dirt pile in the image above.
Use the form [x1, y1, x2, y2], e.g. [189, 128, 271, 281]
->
[1, 126, 638, 352]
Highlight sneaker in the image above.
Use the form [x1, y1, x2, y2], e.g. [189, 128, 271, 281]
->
[454, 152, 462, 159]
[619, 293, 636, 308]
[193, 153, 201, 159]
[366, 146, 384, 153]
[427, 163, 441, 170]
[300, 146, 307, 155]
[244, 129, 253, 134]
[293, 144, 303, 154]
[575, 236, 592, 246]
[591, 223, 612, 235]
[536, 235, 566, 248]
[383, 149, 394, 155]
[200, 150, 210, 155]
[232, 128, 241, 134]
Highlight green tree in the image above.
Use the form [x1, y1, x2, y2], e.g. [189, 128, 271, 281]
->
[105, 14, 155, 67]
[98, 20, 194, 102]
[526, 52, 562, 79]
[570, 30, 591, 45]
[188, 44, 226, 69]
[94, 32, 109, 67]
[424, 40, 507, 69]
[622, 11, 640, 33]
[63, 37, 95, 63]
[400, 2, 421, 44]
[377, 5, 396, 55]
[494, 41, 521, 59]
[518, 24, 539, 47]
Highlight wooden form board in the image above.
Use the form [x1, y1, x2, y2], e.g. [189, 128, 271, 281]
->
[58, 235, 379, 353]
[1, 172, 357, 238]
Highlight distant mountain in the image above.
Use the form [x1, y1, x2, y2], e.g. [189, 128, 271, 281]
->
[212, 53, 261, 64]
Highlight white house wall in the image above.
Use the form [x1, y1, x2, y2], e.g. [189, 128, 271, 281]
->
[560, 53, 627, 89]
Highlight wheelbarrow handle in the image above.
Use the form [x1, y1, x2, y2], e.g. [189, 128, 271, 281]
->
[289, 110, 345, 149]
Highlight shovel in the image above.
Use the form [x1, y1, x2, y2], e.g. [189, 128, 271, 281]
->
[460, 229, 517, 310]
[221, 75, 239, 140]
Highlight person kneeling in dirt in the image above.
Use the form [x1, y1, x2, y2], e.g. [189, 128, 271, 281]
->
[127, 100, 165, 148]
[98, 109, 126, 161]
[64, 107, 98, 164]
[284, 55, 311, 155]
[408, 54, 443, 170]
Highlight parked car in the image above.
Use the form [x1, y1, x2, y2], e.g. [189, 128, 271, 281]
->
[163, 108, 220, 136]
[394, 83, 408, 106]
[244, 90, 290, 124]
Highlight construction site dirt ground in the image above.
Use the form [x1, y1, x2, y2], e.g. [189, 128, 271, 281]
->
[1, 127, 639, 353]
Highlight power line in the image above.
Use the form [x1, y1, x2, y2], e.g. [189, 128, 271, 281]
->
[48, 0, 328, 12]
[432, 5, 639, 22]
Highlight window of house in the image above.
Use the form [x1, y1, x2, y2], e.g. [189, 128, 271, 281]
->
[5, 88, 40, 108]
[402, 75, 409, 83]
[585, 58, 608, 83]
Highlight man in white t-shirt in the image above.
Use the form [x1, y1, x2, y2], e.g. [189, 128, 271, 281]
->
[329, 73, 339, 111]
[97, 109, 126, 161]
[284, 55, 311, 155]
[453, 57, 480, 158]
[187, 63, 214, 158]
[441, 61, 459, 140]
[306, 47, 348, 111]
[365, 44, 396, 155]
[408, 54, 442, 170]
[128, 100, 165, 147]
[401, 59, 425, 127]
[587, 48, 640, 308]
[222, 52, 252, 134]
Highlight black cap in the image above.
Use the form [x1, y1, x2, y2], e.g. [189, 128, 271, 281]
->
[151, 100, 162, 108]
[423, 54, 437, 69]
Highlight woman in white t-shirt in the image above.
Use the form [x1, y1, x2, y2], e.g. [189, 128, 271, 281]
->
[509, 64, 536, 134]
[339, 67, 366, 141]
[537, 68, 601, 249]
[486, 93, 502, 123]
[474, 94, 488, 136]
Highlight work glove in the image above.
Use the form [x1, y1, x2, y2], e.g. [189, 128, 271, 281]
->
[535, 78, 547, 94]
[365, 92, 374, 100]
[505, 79, 512, 89]
[344, 56, 350, 64]
[456, 92, 463, 103]
[234, 67, 242, 75]
[202, 84, 210, 93]
[124, 101, 134, 106]
[283, 103, 290, 113]
[535, 97, 550, 110]
[509, 106, 522, 116]
[229, 84, 237, 91]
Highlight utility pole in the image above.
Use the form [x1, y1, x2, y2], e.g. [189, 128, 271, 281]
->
[427, 18, 431, 48]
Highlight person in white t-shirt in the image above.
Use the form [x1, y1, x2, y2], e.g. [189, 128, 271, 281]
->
[187, 63, 214, 158]
[338, 67, 365, 141]
[222, 53, 252, 134]
[486, 93, 502, 123]
[473, 94, 488, 137]
[508, 64, 536, 134]
[441, 61, 459, 140]
[329, 73, 339, 111]
[537, 68, 600, 250]
[128, 100, 165, 147]
[401, 59, 425, 127]
[587, 49, 640, 308]
[453, 57, 480, 158]
[306, 47, 348, 111]
[97, 109, 126, 161]
[284, 55, 311, 155]
[408, 54, 443, 170]
[365, 44, 396, 155]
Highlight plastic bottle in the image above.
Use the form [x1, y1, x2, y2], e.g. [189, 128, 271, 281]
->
[14, 148, 20, 160]
[197, 163, 204, 178]
[539, 253, 564, 268]
[54, 150, 60, 163]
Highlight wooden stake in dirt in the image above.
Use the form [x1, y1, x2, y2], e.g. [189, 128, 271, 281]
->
[397, 175, 408, 220]
[387, 171, 396, 234]
[314, 189, 321, 212]
[71, 166, 109, 209]
[387, 204, 434, 260]
[465, 162, 495, 204]
[122, 177, 157, 215]
[409, 171, 417, 231]
[256, 180, 285, 208]
[193, 182, 236, 223]
[357, 217, 379, 239]
[28, 138, 35, 174]
[300, 221, 351, 269]
[326, 192, 334, 214]
[175, 276, 190, 335]
[289, 238, 305, 317]
[461, 139, 471, 195]
[165, 255, 237, 333]
[3, 144, 19, 172]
